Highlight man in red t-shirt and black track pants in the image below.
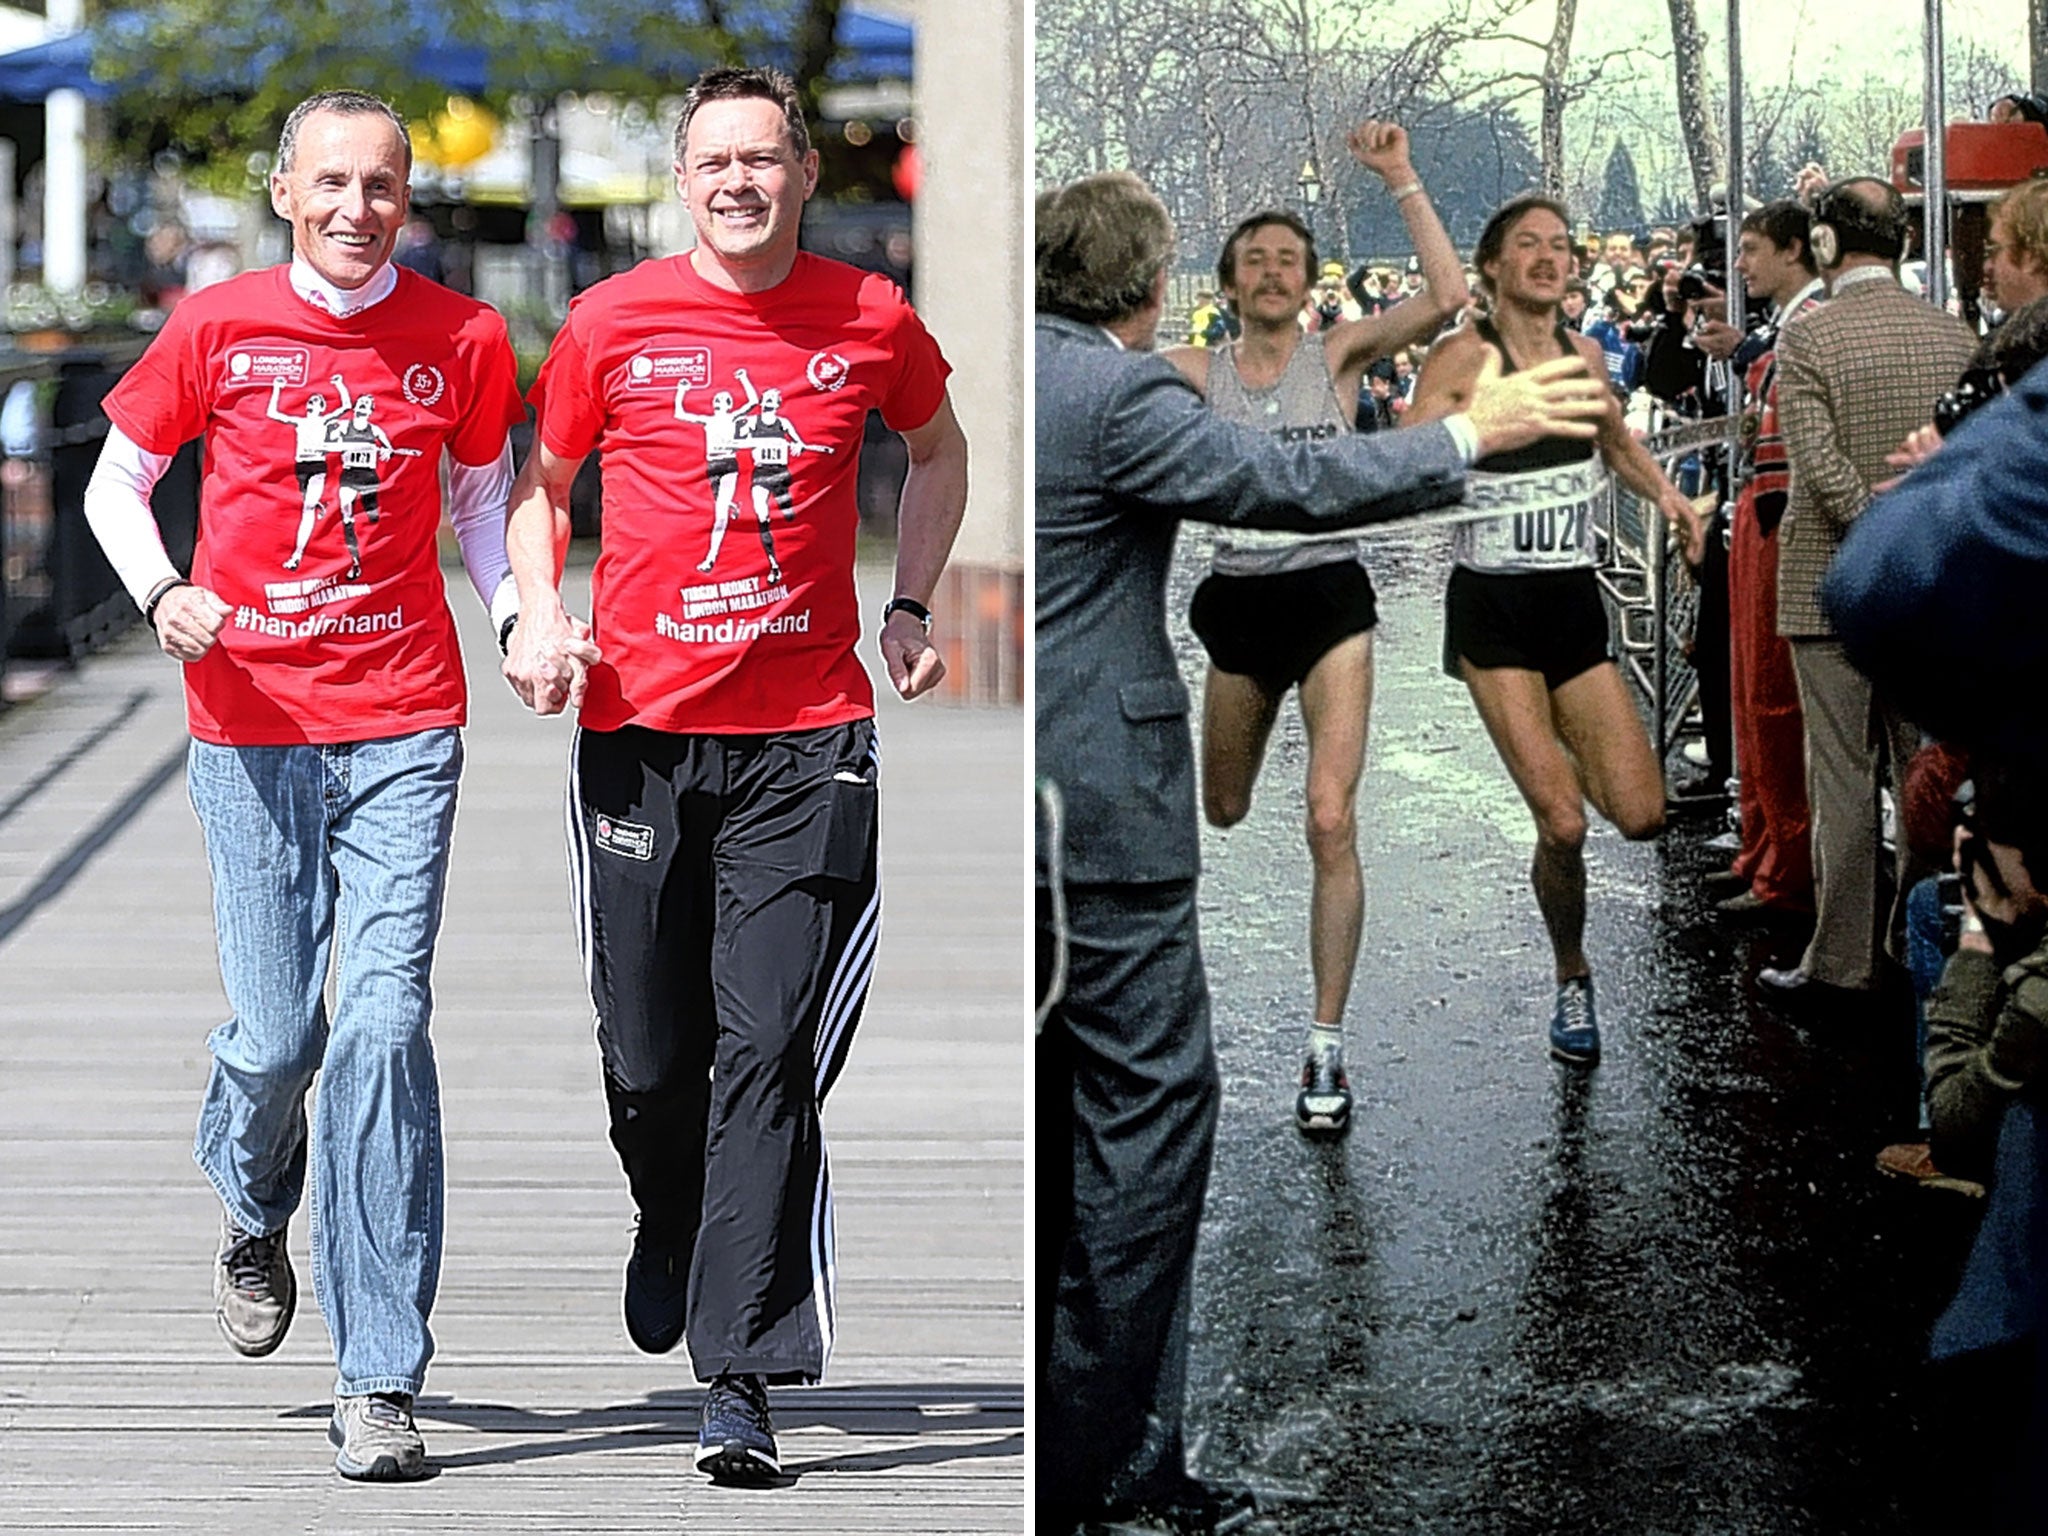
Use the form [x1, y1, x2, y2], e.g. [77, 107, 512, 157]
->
[82, 91, 525, 1483]
[503, 66, 969, 1486]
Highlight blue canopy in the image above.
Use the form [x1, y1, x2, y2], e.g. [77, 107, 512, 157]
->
[0, 5, 914, 104]
[0, 31, 105, 102]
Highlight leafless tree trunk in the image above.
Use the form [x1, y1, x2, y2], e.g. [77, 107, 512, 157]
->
[789, 0, 843, 107]
[2034, 0, 2048, 100]
[1539, 0, 1577, 196]
[1664, 0, 1722, 208]
[1199, 68, 1230, 258]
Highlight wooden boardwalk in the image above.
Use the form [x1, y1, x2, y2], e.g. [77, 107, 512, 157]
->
[0, 566, 1025, 1533]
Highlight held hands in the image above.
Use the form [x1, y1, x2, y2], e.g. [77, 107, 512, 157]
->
[1346, 120, 1412, 185]
[503, 602, 602, 717]
[1463, 351, 1607, 457]
[879, 610, 945, 701]
[152, 584, 233, 662]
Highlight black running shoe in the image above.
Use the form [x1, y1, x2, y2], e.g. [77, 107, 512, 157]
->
[622, 1220, 687, 1355]
[1295, 1044, 1353, 1137]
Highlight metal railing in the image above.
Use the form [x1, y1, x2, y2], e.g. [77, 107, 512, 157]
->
[0, 340, 200, 707]
[1591, 411, 1734, 807]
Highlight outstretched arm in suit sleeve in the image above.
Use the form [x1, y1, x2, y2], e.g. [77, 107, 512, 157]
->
[1097, 353, 1468, 531]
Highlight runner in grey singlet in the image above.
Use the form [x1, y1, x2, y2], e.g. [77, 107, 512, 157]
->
[1205, 340, 1367, 577]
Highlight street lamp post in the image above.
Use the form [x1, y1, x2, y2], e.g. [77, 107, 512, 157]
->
[1297, 157, 1322, 252]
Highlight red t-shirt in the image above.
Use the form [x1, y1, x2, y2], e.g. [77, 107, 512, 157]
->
[529, 252, 951, 734]
[104, 267, 525, 746]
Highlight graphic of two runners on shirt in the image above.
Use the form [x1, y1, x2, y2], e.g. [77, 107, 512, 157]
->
[267, 374, 418, 580]
[673, 366, 832, 584]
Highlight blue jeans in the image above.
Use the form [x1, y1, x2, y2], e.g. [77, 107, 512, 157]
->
[187, 728, 462, 1397]
[1906, 875, 1950, 1132]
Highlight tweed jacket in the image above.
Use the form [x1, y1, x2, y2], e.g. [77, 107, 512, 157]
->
[1823, 356, 2048, 762]
[1035, 313, 1465, 887]
[1774, 271, 1976, 638]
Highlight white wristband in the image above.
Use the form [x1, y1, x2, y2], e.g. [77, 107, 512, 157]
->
[1388, 181, 1423, 202]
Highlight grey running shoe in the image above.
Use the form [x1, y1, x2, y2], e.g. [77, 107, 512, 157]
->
[329, 1391, 428, 1481]
[214, 1214, 295, 1358]
[1295, 1043, 1353, 1137]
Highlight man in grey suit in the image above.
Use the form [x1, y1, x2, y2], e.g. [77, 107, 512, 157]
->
[1759, 177, 1975, 1003]
[1035, 169, 1607, 1535]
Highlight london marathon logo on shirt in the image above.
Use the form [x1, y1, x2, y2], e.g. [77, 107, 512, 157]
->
[224, 346, 311, 389]
[624, 348, 711, 391]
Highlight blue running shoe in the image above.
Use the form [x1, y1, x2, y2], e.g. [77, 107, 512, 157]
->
[696, 1373, 779, 1483]
[1548, 975, 1600, 1065]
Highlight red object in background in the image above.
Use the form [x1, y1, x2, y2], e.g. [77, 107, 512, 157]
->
[1891, 123, 2048, 193]
[1728, 485, 1815, 911]
[892, 143, 921, 202]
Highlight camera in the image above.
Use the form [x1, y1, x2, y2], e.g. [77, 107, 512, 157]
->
[1933, 366, 2005, 437]
[1676, 265, 1721, 304]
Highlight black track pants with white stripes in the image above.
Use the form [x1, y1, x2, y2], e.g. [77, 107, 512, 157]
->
[569, 719, 880, 1385]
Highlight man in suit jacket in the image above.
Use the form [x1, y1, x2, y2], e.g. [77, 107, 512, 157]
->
[1762, 177, 1976, 1002]
[1034, 168, 1608, 1535]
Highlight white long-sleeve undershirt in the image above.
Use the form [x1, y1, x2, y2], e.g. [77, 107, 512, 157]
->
[84, 427, 519, 628]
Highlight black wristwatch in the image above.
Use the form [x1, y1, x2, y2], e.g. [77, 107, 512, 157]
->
[880, 595, 932, 634]
[497, 613, 519, 655]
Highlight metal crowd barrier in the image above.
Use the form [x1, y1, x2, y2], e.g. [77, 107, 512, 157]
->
[1591, 412, 1736, 807]
[0, 340, 200, 708]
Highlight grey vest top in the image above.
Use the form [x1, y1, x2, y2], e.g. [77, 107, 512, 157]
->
[1204, 337, 1363, 575]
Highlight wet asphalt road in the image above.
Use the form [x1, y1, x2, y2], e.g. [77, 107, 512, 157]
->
[1162, 528, 2007, 1535]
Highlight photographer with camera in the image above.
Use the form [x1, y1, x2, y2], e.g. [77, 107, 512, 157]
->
[1923, 759, 2048, 1183]
[1638, 228, 1745, 416]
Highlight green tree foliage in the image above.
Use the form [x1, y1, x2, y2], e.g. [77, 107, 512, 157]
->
[1597, 137, 1643, 233]
[88, 0, 847, 179]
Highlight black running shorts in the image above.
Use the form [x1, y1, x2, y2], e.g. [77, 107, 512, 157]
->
[1187, 558, 1379, 692]
[1442, 564, 1611, 689]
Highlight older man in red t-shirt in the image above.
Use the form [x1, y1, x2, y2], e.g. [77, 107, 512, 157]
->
[83, 90, 524, 1482]
[504, 65, 968, 1486]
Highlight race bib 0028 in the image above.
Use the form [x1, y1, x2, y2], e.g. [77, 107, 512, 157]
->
[1452, 462, 1605, 572]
